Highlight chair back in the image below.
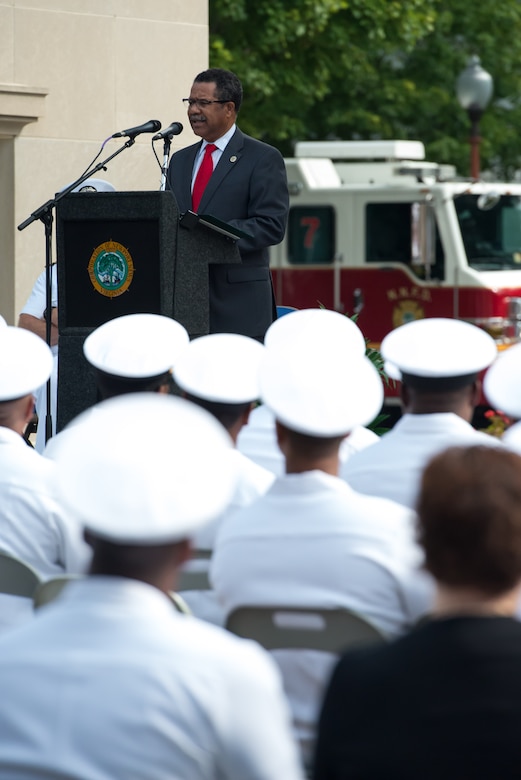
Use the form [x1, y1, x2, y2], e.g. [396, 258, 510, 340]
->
[226, 605, 386, 653]
[177, 549, 212, 591]
[276, 305, 298, 318]
[177, 569, 211, 591]
[34, 573, 194, 616]
[0, 550, 42, 598]
[33, 574, 81, 609]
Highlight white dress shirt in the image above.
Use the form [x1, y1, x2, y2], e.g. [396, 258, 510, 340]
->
[211, 470, 433, 759]
[0, 577, 304, 780]
[342, 412, 501, 508]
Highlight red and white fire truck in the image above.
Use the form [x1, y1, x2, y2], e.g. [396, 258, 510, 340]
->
[271, 140, 521, 361]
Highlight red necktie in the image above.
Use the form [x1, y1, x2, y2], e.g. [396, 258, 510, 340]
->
[192, 143, 217, 212]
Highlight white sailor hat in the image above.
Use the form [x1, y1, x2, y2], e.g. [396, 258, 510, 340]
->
[50, 393, 237, 544]
[381, 318, 497, 386]
[83, 313, 189, 378]
[174, 333, 265, 403]
[265, 308, 366, 357]
[59, 178, 116, 194]
[0, 326, 53, 401]
[502, 420, 521, 454]
[383, 360, 402, 382]
[483, 343, 521, 418]
[260, 340, 383, 437]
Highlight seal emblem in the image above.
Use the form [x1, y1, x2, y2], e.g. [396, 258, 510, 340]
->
[88, 240, 134, 298]
[392, 300, 425, 328]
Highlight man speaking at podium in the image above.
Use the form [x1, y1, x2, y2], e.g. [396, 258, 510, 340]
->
[168, 68, 289, 342]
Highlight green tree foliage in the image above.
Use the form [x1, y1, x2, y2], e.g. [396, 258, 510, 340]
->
[210, 0, 521, 178]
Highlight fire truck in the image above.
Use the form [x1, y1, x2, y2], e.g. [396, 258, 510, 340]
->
[270, 140, 521, 366]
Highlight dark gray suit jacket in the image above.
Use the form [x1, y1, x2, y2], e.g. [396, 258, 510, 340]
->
[167, 128, 288, 340]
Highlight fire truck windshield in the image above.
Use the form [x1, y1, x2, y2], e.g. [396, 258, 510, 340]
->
[455, 194, 521, 271]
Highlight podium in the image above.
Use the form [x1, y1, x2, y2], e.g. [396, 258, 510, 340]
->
[55, 190, 240, 430]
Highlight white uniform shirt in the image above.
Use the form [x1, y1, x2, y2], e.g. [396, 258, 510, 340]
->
[237, 405, 379, 476]
[180, 448, 275, 624]
[0, 427, 89, 576]
[0, 426, 90, 632]
[0, 577, 304, 780]
[211, 470, 433, 758]
[20, 266, 59, 453]
[193, 448, 275, 552]
[342, 412, 501, 509]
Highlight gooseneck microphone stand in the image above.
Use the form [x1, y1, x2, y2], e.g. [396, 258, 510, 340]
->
[160, 136, 172, 191]
[17, 137, 137, 445]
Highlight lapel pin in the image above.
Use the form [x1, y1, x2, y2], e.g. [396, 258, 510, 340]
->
[230, 155, 237, 163]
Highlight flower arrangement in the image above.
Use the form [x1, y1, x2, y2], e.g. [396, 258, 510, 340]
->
[481, 409, 512, 438]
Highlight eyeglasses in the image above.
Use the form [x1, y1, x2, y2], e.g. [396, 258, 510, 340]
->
[182, 98, 230, 108]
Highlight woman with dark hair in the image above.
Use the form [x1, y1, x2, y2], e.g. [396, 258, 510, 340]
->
[314, 445, 521, 780]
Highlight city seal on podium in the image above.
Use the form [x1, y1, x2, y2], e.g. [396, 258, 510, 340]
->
[88, 240, 134, 298]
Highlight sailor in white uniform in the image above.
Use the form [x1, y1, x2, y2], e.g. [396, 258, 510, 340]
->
[483, 340, 521, 424]
[342, 318, 501, 509]
[0, 393, 304, 780]
[211, 310, 433, 764]
[0, 326, 90, 631]
[237, 308, 379, 474]
[173, 332, 275, 623]
[43, 311, 189, 459]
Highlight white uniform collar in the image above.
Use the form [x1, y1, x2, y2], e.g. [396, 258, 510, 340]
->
[395, 412, 476, 433]
[0, 426, 28, 447]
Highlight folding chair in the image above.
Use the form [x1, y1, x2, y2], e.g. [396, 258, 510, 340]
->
[225, 605, 386, 653]
[0, 550, 42, 598]
[177, 549, 212, 592]
[33, 574, 81, 609]
[33, 572, 192, 616]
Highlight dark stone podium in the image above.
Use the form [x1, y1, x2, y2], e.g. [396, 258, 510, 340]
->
[55, 190, 240, 431]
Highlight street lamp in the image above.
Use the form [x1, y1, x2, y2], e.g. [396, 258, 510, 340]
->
[456, 56, 493, 180]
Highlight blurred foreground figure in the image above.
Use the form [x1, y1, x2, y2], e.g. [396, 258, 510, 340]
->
[0, 394, 303, 780]
[314, 445, 521, 780]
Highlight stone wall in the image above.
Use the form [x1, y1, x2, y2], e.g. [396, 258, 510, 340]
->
[0, 0, 208, 321]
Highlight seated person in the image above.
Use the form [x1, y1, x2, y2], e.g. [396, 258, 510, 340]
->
[314, 444, 521, 780]
[0, 393, 303, 780]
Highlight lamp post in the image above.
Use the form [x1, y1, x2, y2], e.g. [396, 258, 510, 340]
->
[456, 56, 493, 180]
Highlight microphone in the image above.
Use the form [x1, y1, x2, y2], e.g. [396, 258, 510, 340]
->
[112, 119, 161, 139]
[152, 122, 184, 141]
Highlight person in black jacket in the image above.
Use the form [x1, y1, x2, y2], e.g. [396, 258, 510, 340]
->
[314, 444, 521, 780]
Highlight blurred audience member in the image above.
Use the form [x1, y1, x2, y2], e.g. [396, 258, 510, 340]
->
[315, 445, 521, 780]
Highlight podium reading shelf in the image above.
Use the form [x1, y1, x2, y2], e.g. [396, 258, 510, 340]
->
[55, 190, 240, 431]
